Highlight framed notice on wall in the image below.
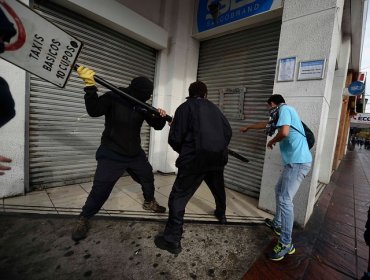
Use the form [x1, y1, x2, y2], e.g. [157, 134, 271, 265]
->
[277, 57, 296, 82]
[298, 59, 326, 80]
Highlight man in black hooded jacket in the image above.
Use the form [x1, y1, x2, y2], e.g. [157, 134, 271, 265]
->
[155, 81, 232, 254]
[72, 66, 167, 241]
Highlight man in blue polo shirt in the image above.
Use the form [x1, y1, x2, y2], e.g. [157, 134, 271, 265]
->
[240, 94, 312, 261]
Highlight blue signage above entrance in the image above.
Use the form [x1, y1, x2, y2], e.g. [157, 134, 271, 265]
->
[197, 0, 275, 32]
[348, 81, 365, 96]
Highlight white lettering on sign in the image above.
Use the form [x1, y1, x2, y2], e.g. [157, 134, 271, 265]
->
[206, 0, 259, 20]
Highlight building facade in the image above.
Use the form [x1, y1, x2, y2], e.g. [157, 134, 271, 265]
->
[0, 0, 367, 227]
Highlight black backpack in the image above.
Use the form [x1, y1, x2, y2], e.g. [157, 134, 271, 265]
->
[298, 122, 315, 149]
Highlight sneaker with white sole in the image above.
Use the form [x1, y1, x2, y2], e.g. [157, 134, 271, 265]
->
[268, 242, 295, 261]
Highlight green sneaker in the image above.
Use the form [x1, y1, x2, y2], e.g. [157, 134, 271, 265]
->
[265, 218, 281, 236]
[268, 242, 295, 261]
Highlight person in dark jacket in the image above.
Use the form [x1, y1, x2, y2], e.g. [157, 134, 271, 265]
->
[362, 207, 370, 280]
[154, 81, 232, 254]
[0, 78, 14, 175]
[72, 66, 167, 241]
[0, 8, 17, 175]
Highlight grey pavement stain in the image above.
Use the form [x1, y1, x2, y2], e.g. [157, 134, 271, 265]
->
[0, 213, 271, 280]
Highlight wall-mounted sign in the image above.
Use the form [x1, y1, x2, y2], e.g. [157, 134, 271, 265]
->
[348, 81, 365, 96]
[196, 0, 282, 33]
[277, 57, 296, 82]
[297, 59, 326, 81]
[0, 0, 82, 88]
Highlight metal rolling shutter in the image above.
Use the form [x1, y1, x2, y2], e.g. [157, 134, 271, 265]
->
[29, 1, 157, 189]
[197, 21, 281, 198]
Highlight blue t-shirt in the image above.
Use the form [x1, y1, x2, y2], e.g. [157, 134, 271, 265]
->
[276, 105, 312, 165]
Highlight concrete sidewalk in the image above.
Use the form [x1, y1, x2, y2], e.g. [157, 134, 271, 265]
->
[243, 148, 370, 280]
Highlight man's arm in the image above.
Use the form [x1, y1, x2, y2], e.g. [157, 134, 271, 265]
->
[267, 125, 289, 149]
[144, 108, 167, 130]
[240, 121, 268, 133]
[168, 106, 187, 153]
[0, 77, 15, 128]
[0, 155, 11, 176]
[84, 86, 111, 117]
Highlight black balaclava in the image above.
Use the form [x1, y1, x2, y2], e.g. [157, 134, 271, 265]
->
[127, 76, 153, 102]
[0, 8, 17, 53]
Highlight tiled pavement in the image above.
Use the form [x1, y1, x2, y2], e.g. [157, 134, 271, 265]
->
[243, 148, 370, 280]
[1, 172, 272, 224]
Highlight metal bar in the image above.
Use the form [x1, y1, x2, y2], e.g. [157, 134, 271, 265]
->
[74, 64, 173, 122]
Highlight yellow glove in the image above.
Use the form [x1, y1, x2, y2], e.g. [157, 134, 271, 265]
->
[76, 66, 96, 87]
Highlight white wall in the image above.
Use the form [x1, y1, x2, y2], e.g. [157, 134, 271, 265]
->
[149, 0, 199, 173]
[54, 0, 167, 49]
[0, 0, 29, 197]
[258, 0, 344, 226]
[319, 35, 351, 184]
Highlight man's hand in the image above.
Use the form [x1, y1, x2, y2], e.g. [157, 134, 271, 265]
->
[0, 155, 11, 175]
[240, 126, 249, 133]
[76, 66, 96, 87]
[157, 108, 167, 117]
[267, 140, 275, 150]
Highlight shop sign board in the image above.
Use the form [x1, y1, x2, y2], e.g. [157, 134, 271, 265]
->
[196, 0, 282, 33]
[348, 81, 365, 96]
[0, 0, 83, 88]
[351, 113, 370, 125]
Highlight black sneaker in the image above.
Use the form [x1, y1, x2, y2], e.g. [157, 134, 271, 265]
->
[268, 242, 295, 261]
[214, 210, 227, 224]
[265, 218, 281, 236]
[71, 216, 90, 241]
[154, 235, 182, 254]
[143, 199, 166, 213]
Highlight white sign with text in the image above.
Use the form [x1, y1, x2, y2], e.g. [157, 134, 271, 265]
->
[0, 0, 82, 87]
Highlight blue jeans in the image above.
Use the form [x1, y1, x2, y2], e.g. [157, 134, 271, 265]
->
[273, 162, 311, 245]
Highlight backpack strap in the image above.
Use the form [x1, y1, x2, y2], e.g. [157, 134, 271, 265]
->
[290, 123, 306, 137]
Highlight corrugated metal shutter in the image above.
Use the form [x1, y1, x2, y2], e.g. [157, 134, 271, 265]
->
[197, 21, 281, 198]
[29, 1, 157, 189]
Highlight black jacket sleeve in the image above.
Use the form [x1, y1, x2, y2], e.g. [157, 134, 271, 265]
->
[84, 86, 111, 117]
[222, 113, 232, 146]
[168, 104, 189, 153]
[0, 77, 15, 128]
[145, 113, 166, 130]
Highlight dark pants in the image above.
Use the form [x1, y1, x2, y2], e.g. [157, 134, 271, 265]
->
[81, 149, 155, 218]
[163, 169, 226, 243]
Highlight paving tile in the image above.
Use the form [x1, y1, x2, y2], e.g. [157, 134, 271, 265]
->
[4, 190, 53, 208]
[313, 239, 357, 278]
[303, 260, 355, 280]
[357, 256, 369, 279]
[317, 230, 356, 255]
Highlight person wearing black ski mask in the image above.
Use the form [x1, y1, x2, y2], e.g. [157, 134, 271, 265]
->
[0, 7, 17, 175]
[71, 66, 168, 241]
